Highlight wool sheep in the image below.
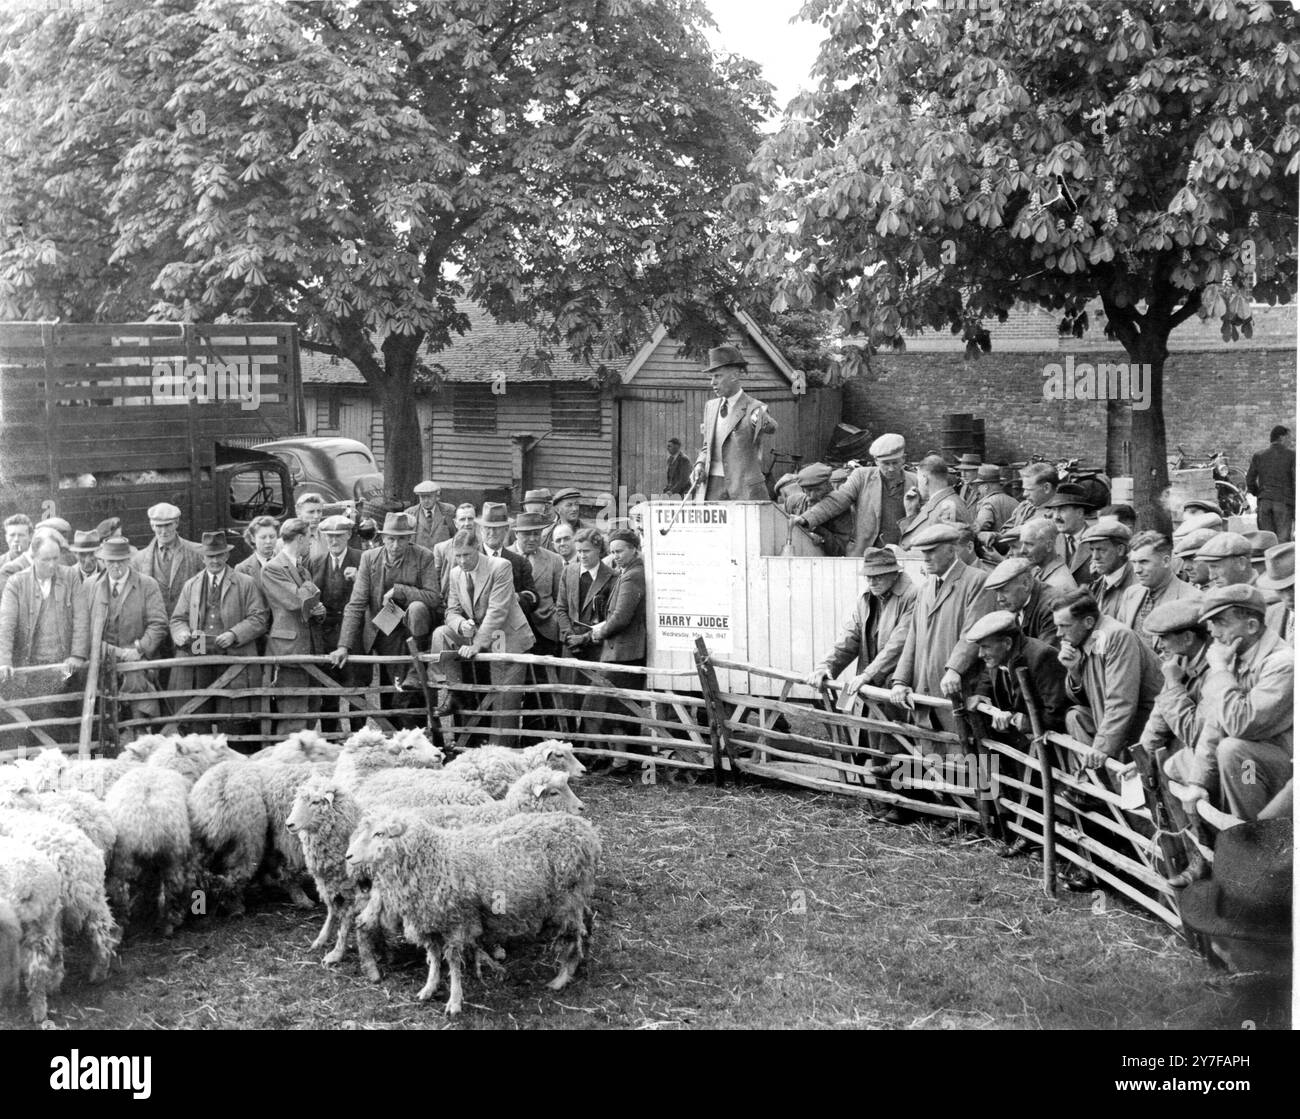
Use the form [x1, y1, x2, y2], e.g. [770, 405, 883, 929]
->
[103, 766, 192, 936]
[347, 811, 600, 1015]
[22, 748, 137, 798]
[255, 761, 331, 910]
[332, 726, 444, 792]
[131, 733, 243, 786]
[416, 768, 584, 829]
[353, 768, 492, 811]
[187, 760, 268, 916]
[252, 728, 342, 767]
[441, 739, 586, 799]
[0, 783, 117, 857]
[285, 774, 381, 978]
[0, 810, 119, 983]
[0, 835, 64, 1023]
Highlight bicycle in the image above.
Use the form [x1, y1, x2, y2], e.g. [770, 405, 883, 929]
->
[1167, 447, 1249, 516]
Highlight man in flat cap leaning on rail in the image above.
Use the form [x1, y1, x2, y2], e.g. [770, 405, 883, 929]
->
[690, 345, 779, 501]
[792, 433, 917, 556]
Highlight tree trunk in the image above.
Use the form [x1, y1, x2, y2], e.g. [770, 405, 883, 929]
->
[1105, 397, 1130, 479]
[1127, 343, 1171, 535]
[379, 356, 424, 503]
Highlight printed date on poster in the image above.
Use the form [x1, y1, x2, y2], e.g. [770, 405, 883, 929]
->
[651, 502, 734, 653]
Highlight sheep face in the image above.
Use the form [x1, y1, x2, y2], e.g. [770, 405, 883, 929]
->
[345, 816, 407, 871]
[287, 780, 336, 836]
[386, 729, 444, 768]
[538, 741, 586, 777]
[526, 772, 584, 814]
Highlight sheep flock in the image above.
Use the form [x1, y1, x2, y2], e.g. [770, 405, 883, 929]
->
[0, 727, 596, 1022]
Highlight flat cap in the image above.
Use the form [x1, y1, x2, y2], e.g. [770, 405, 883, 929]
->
[910, 523, 962, 550]
[147, 503, 181, 522]
[1081, 517, 1131, 544]
[795, 462, 832, 487]
[412, 480, 441, 495]
[984, 556, 1036, 589]
[861, 546, 901, 575]
[1143, 598, 1206, 636]
[830, 466, 851, 486]
[1175, 511, 1224, 538]
[1199, 583, 1267, 621]
[523, 488, 553, 505]
[1182, 498, 1223, 516]
[868, 433, 905, 459]
[1246, 530, 1279, 558]
[551, 487, 582, 504]
[1195, 531, 1251, 561]
[1173, 528, 1219, 558]
[1258, 542, 1295, 592]
[965, 610, 1021, 643]
[35, 516, 72, 536]
[319, 515, 353, 534]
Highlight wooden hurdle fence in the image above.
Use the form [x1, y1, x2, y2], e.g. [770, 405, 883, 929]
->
[0, 639, 1233, 951]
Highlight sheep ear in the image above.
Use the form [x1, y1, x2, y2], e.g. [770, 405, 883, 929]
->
[324, 791, 335, 809]
[542, 744, 557, 759]
[532, 783, 547, 799]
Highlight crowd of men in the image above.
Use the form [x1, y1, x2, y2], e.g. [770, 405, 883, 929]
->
[795, 430, 1293, 892]
[0, 481, 647, 760]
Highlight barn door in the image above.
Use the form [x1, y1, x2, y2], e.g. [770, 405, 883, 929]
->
[617, 388, 712, 499]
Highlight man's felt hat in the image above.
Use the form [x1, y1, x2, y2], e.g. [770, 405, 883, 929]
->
[1179, 819, 1292, 945]
[703, 345, 747, 373]
[860, 547, 901, 575]
[70, 530, 101, 554]
[200, 530, 232, 556]
[1257, 542, 1295, 592]
[1043, 483, 1094, 510]
[95, 537, 133, 562]
[475, 503, 511, 529]
[379, 512, 417, 536]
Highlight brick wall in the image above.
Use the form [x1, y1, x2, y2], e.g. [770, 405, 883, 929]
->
[843, 347, 1297, 472]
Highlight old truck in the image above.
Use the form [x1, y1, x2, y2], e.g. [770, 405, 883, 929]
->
[0, 321, 307, 561]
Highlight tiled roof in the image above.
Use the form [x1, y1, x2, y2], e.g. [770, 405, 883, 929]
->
[299, 302, 627, 387]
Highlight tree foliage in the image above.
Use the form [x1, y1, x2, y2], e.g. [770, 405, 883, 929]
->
[0, 0, 770, 494]
[736, 0, 1299, 520]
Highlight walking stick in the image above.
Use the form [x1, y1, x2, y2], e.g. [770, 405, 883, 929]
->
[77, 638, 105, 759]
[405, 637, 444, 751]
[659, 476, 703, 537]
[953, 688, 999, 839]
[1015, 666, 1056, 897]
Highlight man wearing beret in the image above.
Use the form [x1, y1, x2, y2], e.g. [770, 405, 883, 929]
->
[404, 480, 457, 552]
[1116, 531, 1200, 648]
[1167, 585, 1293, 821]
[688, 345, 778, 502]
[1082, 517, 1136, 619]
[971, 465, 1018, 536]
[898, 455, 972, 549]
[1194, 532, 1257, 590]
[983, 557, 1060, 647]
[793, 433, 917, 556]
[1138, 598, 1214, 764]
[1258, 542, 1294, 641]
[131, 503, 205, 648]
[889, 523, 988, 736]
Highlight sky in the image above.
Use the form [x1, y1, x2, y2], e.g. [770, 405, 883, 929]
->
[702, 0, 827, 118]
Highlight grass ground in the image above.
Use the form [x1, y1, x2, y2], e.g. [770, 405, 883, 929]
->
[15, 775, 1290, 1031]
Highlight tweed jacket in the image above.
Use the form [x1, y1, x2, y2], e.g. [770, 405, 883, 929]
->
[1063, 614, 1162, 758]
[555, 560, 615, 642]
[404, 501, 459, 552]
[1138, 644, 1211, 756]
[0, 565, 90, 668]
[1115, 576, 1200, 646]
[234, 552, 273, 593]
[898, 486, 972, 549]
[525, 547, 565, 643]
[1187, 628, 1294, 789]
[598, 557, 647, 664]
[891, 559, 988, 697]
[338, 544, 442, 653]
[801, 466, 919, 557]
[169, 568, 268, 655]
[80, 568, 167, 659]
[693, 391, 778, 501]
[261, 550, 324, 657]
[817, 572, 918, 684]
[131, 536, 205, 616]
[1091, 563, 1138, 620]
[445, 555, 535, 655]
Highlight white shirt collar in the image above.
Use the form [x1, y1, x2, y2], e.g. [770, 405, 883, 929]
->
[936, 557, 962, 583]
[1102, 564, 1129, 589]
[37, 576, 53, 597]
[723, 388, 744, 411]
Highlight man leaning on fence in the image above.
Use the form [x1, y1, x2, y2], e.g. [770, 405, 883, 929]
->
[0, 532, 89, 744]
[1165, 585, 1293, 822]
[792, 433, 916, 555]
[1138, 598, 1213, 765]
[79, 536, 167, 740]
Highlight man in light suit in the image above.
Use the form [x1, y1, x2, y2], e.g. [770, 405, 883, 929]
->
[330, 512, 442, 720]
[429, 529, 535, 731]
[793, 433, 917, 556]
[690, 345, 778, 501]
[261, 518, 329, 733]
[0, 533, 89, 744]
[131, 502, 205, 658]
[433, 503, 478, 596]
[79, 536, 168, 737]
[169, 531, 269, 732]
[898, 455, 972, 549]
[404, 480, 458, 552]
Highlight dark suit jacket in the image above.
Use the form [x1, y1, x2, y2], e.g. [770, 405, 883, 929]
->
[962, 632, 1069, 733]
[482, 545, 537, 618]
[0, 566, 90, 668]
[598, 557, 646, 664]
[1247, 442, 1295, 505]
[131, 536, 205, 615]
[404, 501, 459, 551]
[665, 452, 692, 496]
[309, 547, 361, 648]
[1018, 578, 1061, 648]
[556, 560, 615, 656]
[339, 544, 442, 652]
